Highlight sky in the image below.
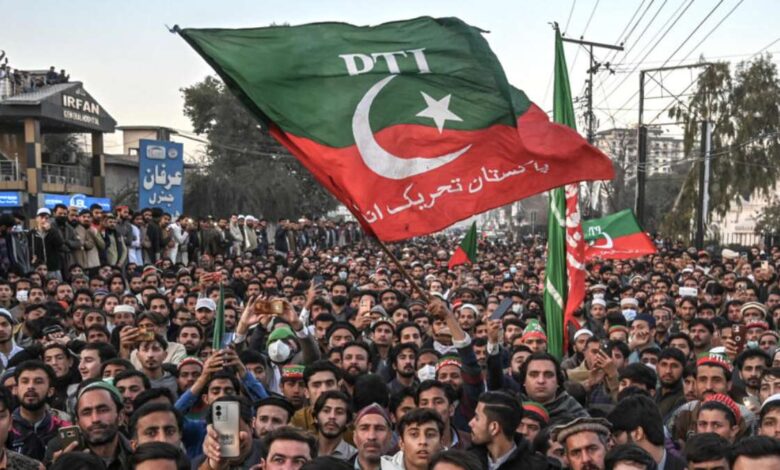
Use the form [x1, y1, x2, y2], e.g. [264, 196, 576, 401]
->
[4, 0, 779, 154]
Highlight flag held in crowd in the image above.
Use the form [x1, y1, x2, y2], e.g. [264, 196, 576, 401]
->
[583, 209, 658, 260]
[448, 221, 478, 269]
[178, 17, 614, 241]
[544, 27, 588, 359]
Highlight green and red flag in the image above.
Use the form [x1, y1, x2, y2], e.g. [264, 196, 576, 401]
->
[448, 221, 477, 269]
[544, 27, 588, 359]
[583, 209, 657, 260]
[177, 17, 613, 241]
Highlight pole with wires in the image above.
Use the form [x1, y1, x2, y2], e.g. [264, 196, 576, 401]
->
[696, 120, 712, 249]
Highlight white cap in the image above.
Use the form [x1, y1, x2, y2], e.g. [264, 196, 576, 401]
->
[620, 297, 638, 307]
[573, 328, 594, 341]
[196, 298, 216, 312]
[113, 305, 135, 315]
[761, 393, 780, 411]
[460, 303, 479, 314]
[722, 248, 739, 260]
[591, 298, 607, 307]
[36, 207, 51, 216]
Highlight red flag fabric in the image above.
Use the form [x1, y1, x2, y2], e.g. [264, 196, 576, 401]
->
[563, 184, 586, 352]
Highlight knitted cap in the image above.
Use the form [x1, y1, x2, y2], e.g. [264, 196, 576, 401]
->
[552, 417, 612, 444]
[522, 320, 547, 341]
[78, 380, 123, 405]
[746, 321, 769, 331]
[178, 356, 203, 370]
[523, 401, 550, 425]
[740, 302, 767, 317]
[704, 393, 741, 423]
[696, 352, 733, 374]
[355, 403, 392, 426]
[436, 356, 462, 372]
[609, 325, 629, 336]
[281, 364, 305, 381]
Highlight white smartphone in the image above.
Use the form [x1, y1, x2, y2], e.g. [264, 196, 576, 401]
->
[212, 401, 240, 458]
[679, 287, 698, 297]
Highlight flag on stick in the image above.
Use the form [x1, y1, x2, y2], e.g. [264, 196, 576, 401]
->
[583, 209, 657, 260]
[448, 222, 478, 269]
[544, 27, 588, 358]
[177, 17, 613, 242]
[212, 283, 225, 350]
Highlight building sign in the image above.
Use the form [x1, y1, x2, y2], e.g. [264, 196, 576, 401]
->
[138, 139, 184, 216]
[61, 88, 102, 127]
[42, 193, 111, 211]
[0, 191, 22, 208]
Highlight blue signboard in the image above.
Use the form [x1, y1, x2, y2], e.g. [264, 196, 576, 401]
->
[42, 193, 111, 211]
[0, 192, 22, 207]
[138, 139, 184, 217]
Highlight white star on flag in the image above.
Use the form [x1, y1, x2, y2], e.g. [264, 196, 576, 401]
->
[416, 92, 463, 133]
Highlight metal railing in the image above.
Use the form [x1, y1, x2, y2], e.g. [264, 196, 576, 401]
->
[0, 158, 21, 182]
[42, 163, 91, 187]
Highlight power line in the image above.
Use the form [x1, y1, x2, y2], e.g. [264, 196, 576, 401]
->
[563, 0, 578, 34]
[570, 0, 601, 71]
[597, 0, 693, 108]
[605, 0, 653, 65]
[604, 0, 669, 77]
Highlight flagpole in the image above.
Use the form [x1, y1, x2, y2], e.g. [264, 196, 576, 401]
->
[370, 237, 430, 303]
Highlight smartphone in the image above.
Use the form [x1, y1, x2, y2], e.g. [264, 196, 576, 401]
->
[600, 340, 611, 354]
[213, 401, 240, 458]
[138, 326, 155, 342]
[732, 324, 747, 354]
[58, 425, 83, 450]
[491, 298, 514, 321]
[313, 275, 324, 287]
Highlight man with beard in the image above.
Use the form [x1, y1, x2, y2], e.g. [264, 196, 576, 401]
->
[115, 370, 151, 420]
[329, 281, 351, 321]
[254, 397, 294, 439]
[52, 204, 82, 271]
[176, 322, 204, 356]
[388, 343, 419, 394]
[46, 381, 132, 470]
[0, 308, 22, 367]
[340, 341, 371, 396]
[370, 319, 394, 377]
[688, 319, 714, 357]
[9, 361, 70, 460]
[735, 349, 771, 399]
[313, 390, 356, 460]
[655, 348, 687, 421]
[468, 391, 548, 470]
[553, 417, 612, 470]
[137, 335, 178, 397]
[351, 403, 393, 470]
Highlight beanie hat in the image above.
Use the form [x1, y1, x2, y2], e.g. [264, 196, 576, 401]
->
[704, 393, 741, 423]
[609, 325, 629, 336]
[281, 364, 305, 381]
[355, 403, 392, 426]
[523, 401, 550, 425]
[436, 356, 462, 372]
[633, 313, 656, 329]
[267, 326, 296, 346]
[522, 320, 547, 341]
[696, 352, 733, 374]
[78, 380, 122, 405]
[178, 356, 203, 370]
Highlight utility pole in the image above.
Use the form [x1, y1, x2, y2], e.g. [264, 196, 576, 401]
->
[635, 63, 712, 227]
[560, 34, 622, 218]
[560, 36, 623, 143]
[695, 120, 712, 249]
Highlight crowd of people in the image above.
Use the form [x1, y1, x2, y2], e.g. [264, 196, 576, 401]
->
[0, 204, 777, 470]
[0, 51, 70, 99]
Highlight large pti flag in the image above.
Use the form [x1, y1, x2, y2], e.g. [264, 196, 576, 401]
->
[583, 209, 657, 260]
[177, 17, 614, 241]
[544, 27, 588, 359]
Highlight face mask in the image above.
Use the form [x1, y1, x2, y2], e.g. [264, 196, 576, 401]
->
[331, 295, 348, 306]
[338, 271, 348, 280]
[510, 266, 518, 274]
[417, 364, 436, 382]
[511, 303, 522, 313]
[747, 340, 759, 350]
[622, 309, 637, 322]
[267, 340, 292, 364]
[55, 216, 67, 224]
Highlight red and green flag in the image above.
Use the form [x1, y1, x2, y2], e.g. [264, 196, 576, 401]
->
[177, 17, 613, 241]
[544, 27, 588, 359]
[583, 209, 657, 260]
[448, 222, 477, 269]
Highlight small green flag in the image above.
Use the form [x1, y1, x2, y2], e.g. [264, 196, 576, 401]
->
[212, 284, 225, 350]
[448, 222, 478, 269]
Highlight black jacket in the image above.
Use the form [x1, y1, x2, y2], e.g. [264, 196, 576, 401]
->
[469, 434, 553, 470]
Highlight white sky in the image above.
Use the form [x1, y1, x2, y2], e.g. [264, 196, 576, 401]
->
[4, 0, 778, 155]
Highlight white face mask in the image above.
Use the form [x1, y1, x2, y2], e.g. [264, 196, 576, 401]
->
[622, 309, 637, 322]
[417, 364, 436, 382]
[268, 340, 292, 364]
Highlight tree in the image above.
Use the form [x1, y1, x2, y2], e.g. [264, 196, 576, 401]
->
[180, 76, 338, 219]
[664, 55, 780, 240]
